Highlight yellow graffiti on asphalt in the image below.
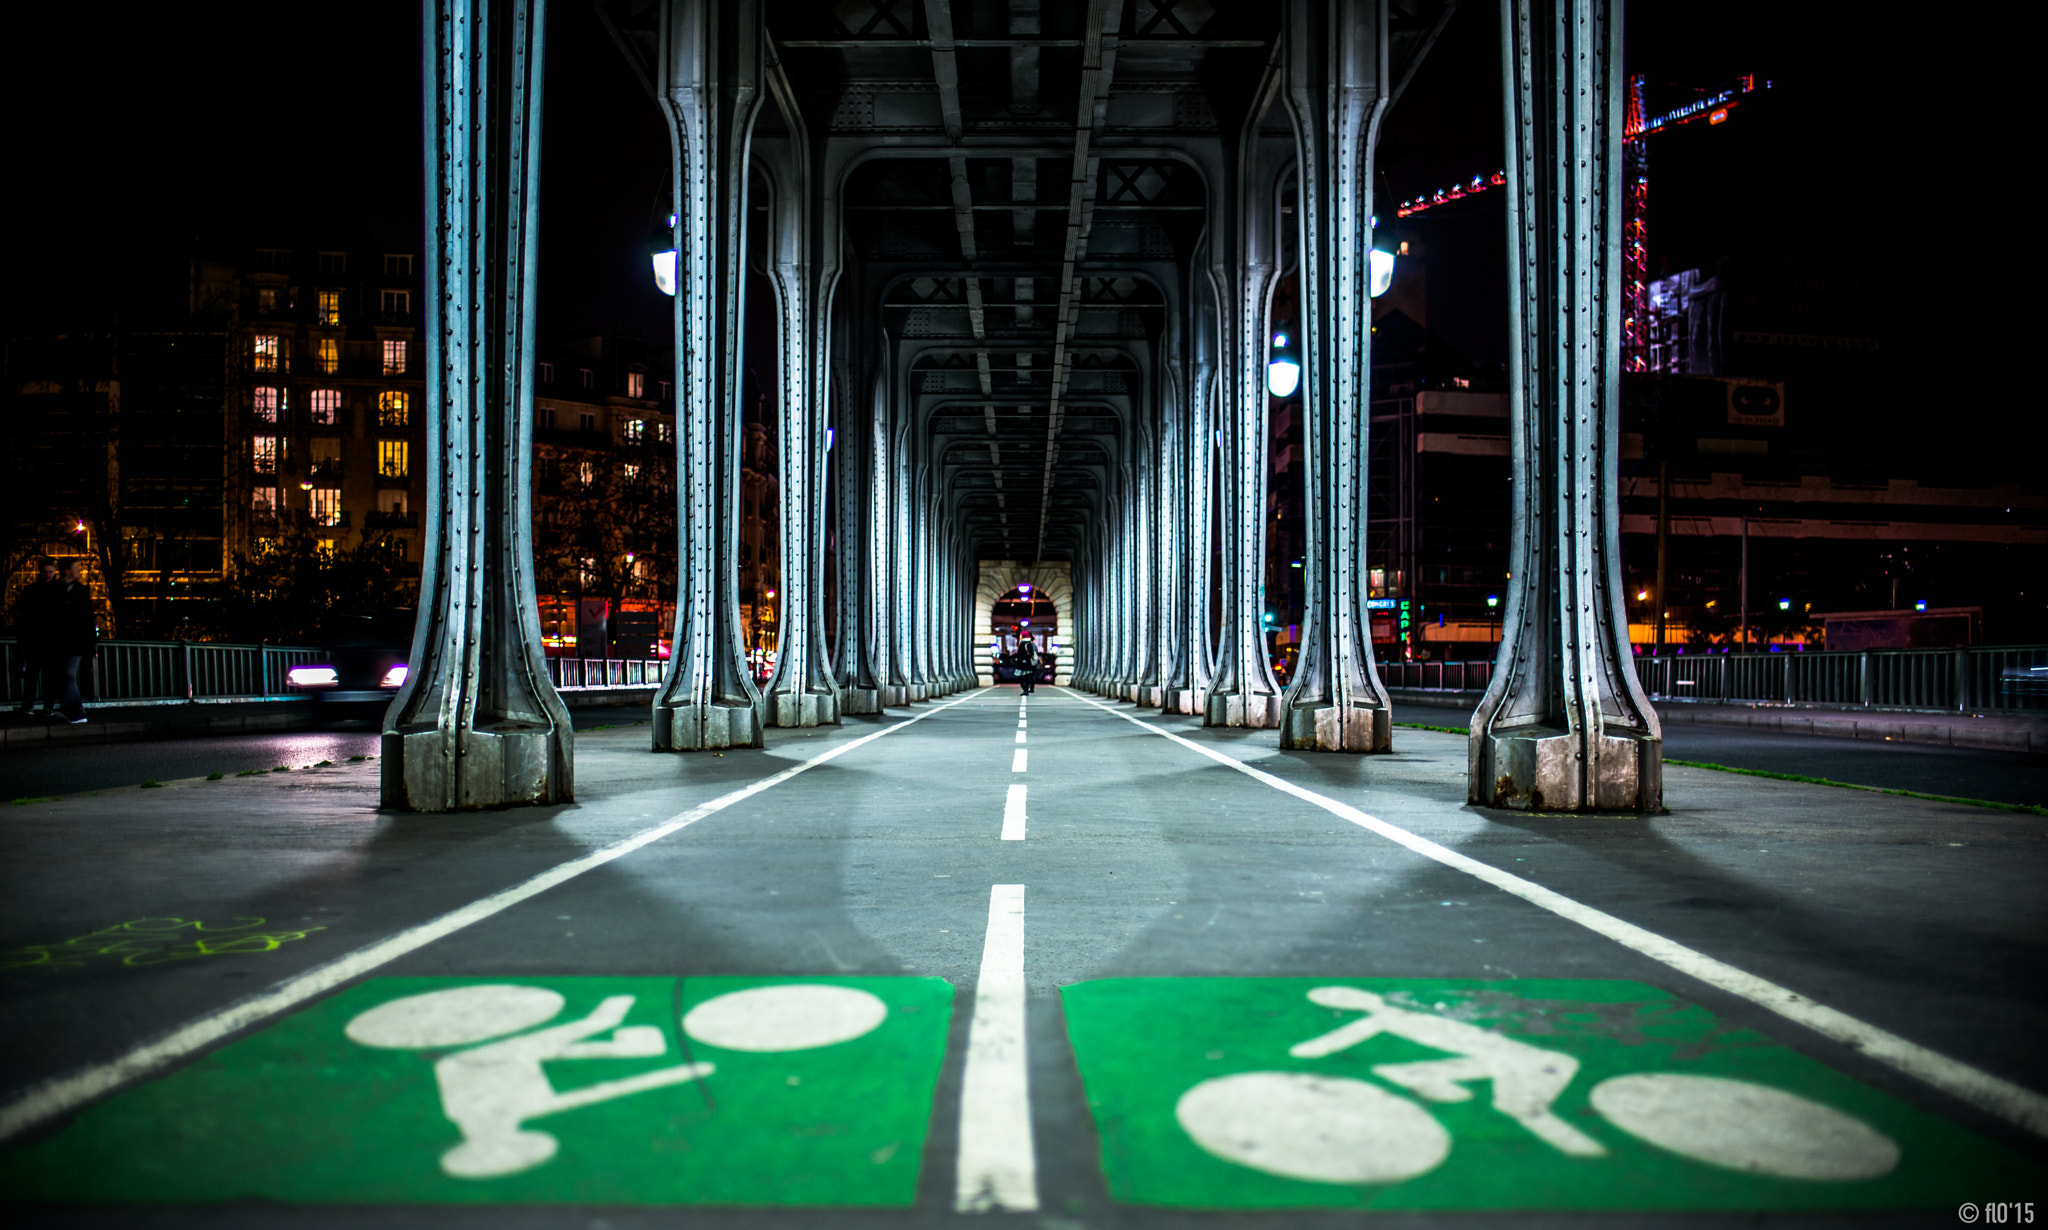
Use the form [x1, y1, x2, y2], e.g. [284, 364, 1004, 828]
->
[0, 917, 326, 971]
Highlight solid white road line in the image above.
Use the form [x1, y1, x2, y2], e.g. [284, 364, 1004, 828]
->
[1011, 749, 1028, 772]
[1055, 687, 2048, 1140]
[0, 690, 990, 1144]
[956, 884, 1036, 1212]
[1002, 784, 1027, 841]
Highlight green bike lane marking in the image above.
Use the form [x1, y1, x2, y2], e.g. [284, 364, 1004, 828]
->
[0, 975, 952, 1205]
[1063, 977, 2046, 1212]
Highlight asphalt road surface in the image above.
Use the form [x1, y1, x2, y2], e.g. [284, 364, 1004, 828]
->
[1393, 703, 2048, 809]
[0, 707, 654, 801]
[0, 687, 2042, 1227]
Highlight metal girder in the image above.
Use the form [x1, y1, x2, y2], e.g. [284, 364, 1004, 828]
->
[651, 0, 765, 750]
[1277, 0, 1394, 752]
[755, 65, 843, 730]
[1204, 61, 1289, 730]
[382, 0, 573, 811]
[1469, 0, 1662, 811]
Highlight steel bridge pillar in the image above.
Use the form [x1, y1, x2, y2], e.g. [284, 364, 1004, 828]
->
[833, 361, 883, 713]
[1279, 0, 1393, 753]
[1205, 113, 1287, 730]
[1470, 0, 1662, 811]
[650, 0, 765, 751]
[382, 0, 573, 812]
[1162, 348, 1215, 714]
[757, 114, 841, 729]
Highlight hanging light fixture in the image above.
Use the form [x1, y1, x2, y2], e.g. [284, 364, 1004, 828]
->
[1266, 331, 1301, 398]
[650, 213, 678, 297]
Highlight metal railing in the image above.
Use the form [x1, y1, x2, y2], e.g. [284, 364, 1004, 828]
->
[1634, 644, 2048, 713]
[1379, 659, 1495, 694]
[0, 639, 323, 705]
[545, 658, 665, 690]
[1384, 645, 2048, 714]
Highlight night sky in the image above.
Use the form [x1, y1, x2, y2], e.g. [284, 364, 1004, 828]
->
[5, 1, 2015, 471]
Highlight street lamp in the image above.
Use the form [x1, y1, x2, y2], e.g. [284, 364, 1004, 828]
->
[1266, 333, 1300, 398]
[1486, 594, 1500, 645]
[650, 213, 678, 297]
[1369, 248, 1396, 298]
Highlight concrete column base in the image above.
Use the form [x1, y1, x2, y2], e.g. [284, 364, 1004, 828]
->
[880, 685, 909, 707]
[652, 701, 764, 751]
[1134, 685, 1162, 708]
[381, 723, 571, 810]
[1162, 687, 1203, 715]
[767, 689, 841, 728]
[908, 683, 928, 702]
[1279, 701, 1391, 753]
[841, 687, 882, 715]
[1470, 726, 1662, 812]
[1205, 691, 1281, 728]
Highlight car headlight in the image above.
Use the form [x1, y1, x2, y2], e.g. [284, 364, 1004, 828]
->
[380, 664, 409, 689]
[287, 666, 339, 688]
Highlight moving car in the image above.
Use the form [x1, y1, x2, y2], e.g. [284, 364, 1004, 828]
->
[286, 610, 416, 721]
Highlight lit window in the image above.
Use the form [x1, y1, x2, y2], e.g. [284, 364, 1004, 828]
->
[317, 337, 340, 374]
[317, 290, 341, 325]
[622, 419, 645, 444]
[627, 371, 646, 399]
[539, 361, 554, 383]
[382, 339, 406, 374]
[383, 253, 413, 276]
[252, 335, 283, 372]
[252, 436, 279, 472]
[257, 288, 281, 314]
[252, 487, 278, 515]
[317, 538, 337, 555]
[654, 420, 673, 444]
[318, 252, 347, 275]
[578, 460, 595, 486]
[253, 386, 280, 422]
[384, 489, 409, 515]
[309, 487, 343, 526]
[378, 390, 409, 427]
[309, 389, 341, 425]
[378, 440, 410, 478]
[381, 289, 409, 315]
[623, 462, 641, 481]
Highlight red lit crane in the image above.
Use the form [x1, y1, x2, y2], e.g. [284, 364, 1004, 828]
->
[1392, 73, 1768, 371]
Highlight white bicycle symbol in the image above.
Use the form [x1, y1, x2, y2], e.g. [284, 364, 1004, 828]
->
[1176, 987, 1900, 1185]
[346, 982, 889, 1179]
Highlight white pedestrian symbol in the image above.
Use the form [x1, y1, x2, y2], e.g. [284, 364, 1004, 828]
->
[1287, 986, 1605, 1156]
[345, 981, 892, 1180]
[346, 985, 713, 1179]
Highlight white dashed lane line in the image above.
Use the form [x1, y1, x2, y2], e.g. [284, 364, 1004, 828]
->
[1002, 785, 1027, 842]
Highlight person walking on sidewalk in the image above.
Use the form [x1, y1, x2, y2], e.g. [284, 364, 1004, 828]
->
[12, 558, 61, 715]
[43, 558, 95, 724]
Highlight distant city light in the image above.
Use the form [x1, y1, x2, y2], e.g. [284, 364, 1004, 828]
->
[381, 664, 410, 689]
[1777, 598, 1790, 611]
[1266, 357, 1301, 398]
[1636, 589, 1648, 601]
[1708, 107, 1729, 124]
[1486, 595, 1499, 608]
[1915, 600, 1928, 612]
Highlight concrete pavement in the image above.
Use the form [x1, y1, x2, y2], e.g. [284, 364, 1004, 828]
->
[1, 687, 2042, 1225]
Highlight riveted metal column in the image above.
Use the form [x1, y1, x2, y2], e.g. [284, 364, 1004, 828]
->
[1164, 301, 1217, 714]
[651, 0, 765, 751]
[1131, 435, 1160, 705]
[1278, 0, 1393, 753]
[757, 119, 840, 728]
[1470, 0, 1662, 811]
[834, 358, 882, 712]
[1206, 98, 1287, 729]
[383, 0, 572, 810]
[874, 371, 910, 706]
[905, 463, 932, 701]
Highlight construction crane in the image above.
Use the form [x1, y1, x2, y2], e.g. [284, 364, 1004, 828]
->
[1391, 72, 1769, 372]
